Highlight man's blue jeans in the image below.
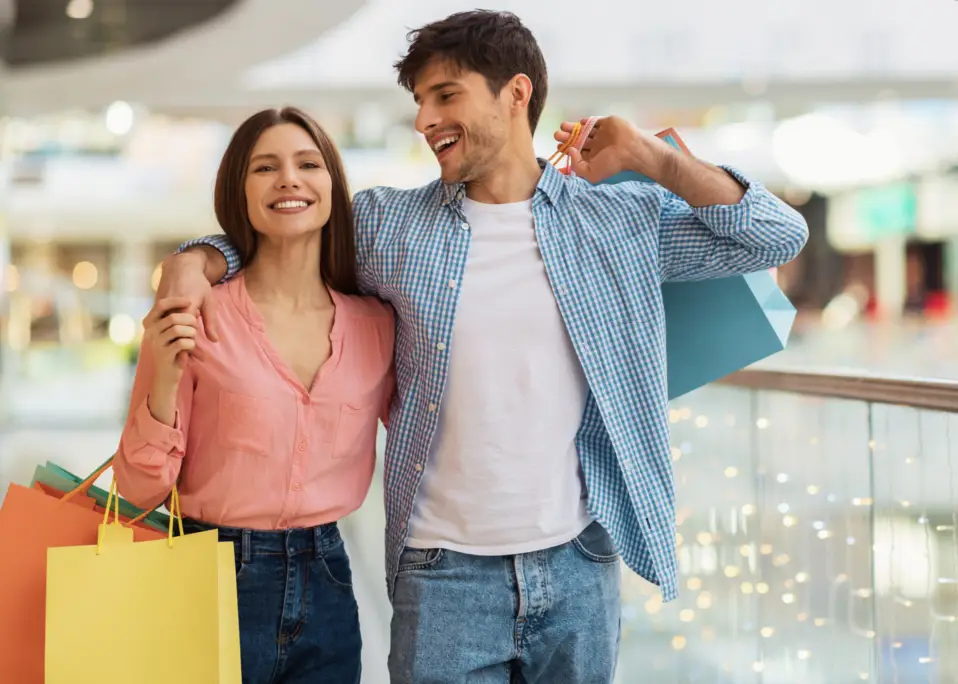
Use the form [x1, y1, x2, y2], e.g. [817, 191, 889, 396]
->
[388, 521, 622, 683]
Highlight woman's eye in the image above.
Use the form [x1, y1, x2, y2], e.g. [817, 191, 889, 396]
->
[301, 161, 321, 169]
[253, 165, 274, 173]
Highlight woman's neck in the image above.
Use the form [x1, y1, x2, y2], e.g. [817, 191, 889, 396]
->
[243, 234, 331, 311]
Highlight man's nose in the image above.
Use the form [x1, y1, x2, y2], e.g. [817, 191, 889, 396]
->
[415, 105, 441, 136]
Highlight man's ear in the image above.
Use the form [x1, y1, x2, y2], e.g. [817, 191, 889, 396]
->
[508, 73, 534, 116]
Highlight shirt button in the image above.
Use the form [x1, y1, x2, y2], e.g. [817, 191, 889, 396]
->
[428, 403, 437, 412]
[436, 342, 446, 351]
[461, 222, 469, 231]
[298, 440, 307, 451]
[292, 483, 301, 491]
[414, 464, 423, 472]
[448, 279, 457, 289]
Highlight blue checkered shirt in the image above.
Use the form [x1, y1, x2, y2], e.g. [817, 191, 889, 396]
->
[182, 160, 807, 601]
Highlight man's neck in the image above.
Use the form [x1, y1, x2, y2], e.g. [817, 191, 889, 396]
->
[464, 146, 542, 204]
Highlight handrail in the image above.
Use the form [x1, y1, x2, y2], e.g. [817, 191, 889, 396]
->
[720, 368, 958, 413]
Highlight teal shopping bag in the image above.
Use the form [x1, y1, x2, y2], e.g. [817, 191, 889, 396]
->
[660, 272, 795, 398]
[32, 460, 170, 531]
[590, 127, 797, 398]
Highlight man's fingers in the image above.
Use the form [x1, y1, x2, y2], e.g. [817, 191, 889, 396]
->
[568, 148, 598, 183]
[558, 119, 589, 133]
[200, 296, 220, 342]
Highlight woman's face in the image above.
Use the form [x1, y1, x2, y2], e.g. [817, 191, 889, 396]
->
[244, 123, 333, 240]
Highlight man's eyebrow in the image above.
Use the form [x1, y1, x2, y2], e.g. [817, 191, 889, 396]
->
[413, 81, 459, 104]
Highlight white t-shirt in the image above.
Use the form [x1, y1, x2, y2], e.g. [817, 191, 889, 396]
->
[405, 196, 594, 555]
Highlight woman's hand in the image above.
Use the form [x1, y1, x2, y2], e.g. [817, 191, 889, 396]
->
[144, 297, 198, 426]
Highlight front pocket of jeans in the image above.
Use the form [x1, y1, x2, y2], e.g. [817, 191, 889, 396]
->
[397, 547, 444, 573]
[321, 541, 354, 589]
[572, 522, 620, 563]
[217, 390, 272, 457]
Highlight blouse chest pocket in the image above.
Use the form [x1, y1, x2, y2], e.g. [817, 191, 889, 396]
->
[332, 403, 379, 460]
[217, 390, 273, 457]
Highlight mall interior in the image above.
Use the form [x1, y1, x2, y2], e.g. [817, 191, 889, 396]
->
[2, 1, 958, 682]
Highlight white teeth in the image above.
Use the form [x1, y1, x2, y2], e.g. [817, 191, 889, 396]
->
[432, 135, 461, 152]
[273, 200, 309, 209]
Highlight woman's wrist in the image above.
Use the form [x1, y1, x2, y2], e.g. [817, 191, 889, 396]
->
[147, 380, 179, 427]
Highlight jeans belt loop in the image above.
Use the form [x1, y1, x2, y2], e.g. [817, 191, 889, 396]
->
[241, 529, 251, 564]
[314, 526, 324, 559]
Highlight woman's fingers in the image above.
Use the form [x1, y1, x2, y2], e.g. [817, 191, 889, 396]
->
[170, 337, 196, 353]
[154, 312, 197, 335]
[143, 297, 193, 328]
[159, 324, 197, 346]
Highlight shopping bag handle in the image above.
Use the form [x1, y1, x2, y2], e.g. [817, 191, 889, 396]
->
[61, 454, 160, 529]
[547, 120, 584, 174]
[97, 479, 184, 552]
[166, 485, 185, 547]
[100, 478, 183, 538]
[60, 455, 114, 505]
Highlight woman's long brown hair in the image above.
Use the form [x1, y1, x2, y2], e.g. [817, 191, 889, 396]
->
[213, 107, 358, 295]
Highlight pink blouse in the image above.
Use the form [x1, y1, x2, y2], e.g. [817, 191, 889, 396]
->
[115, 273, 395, 530]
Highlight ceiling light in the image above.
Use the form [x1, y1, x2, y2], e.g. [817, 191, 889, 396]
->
[66, 0, 93, 20]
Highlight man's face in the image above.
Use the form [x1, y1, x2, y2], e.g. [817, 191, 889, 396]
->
[412, 59, 511, 184]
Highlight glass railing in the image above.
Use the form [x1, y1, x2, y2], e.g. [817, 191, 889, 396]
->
[12, 364, 951, 682]
[616, 369, 958, 684]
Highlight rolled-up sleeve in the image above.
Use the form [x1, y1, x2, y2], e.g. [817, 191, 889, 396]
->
[114, 339, 194, 512]
[178, 235, 243, 283]
[655, 166, 809, 282]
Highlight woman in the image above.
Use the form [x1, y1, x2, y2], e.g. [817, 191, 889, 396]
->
[115, 107, 395, 684]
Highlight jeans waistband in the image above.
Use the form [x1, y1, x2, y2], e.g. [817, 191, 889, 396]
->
[182, 518, 341, 560]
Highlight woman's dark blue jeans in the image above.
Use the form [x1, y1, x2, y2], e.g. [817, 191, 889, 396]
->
[183, 519, 361, 684]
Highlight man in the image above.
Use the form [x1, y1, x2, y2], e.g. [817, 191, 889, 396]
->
[158, 10, 808, 683]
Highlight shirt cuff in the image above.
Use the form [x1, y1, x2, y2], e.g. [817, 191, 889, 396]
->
[178, 235, 242, 283]
[688, 166, 758, 237]
[134, 398, 186, 458]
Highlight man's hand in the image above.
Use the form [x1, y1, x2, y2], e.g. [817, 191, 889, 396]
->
[553, 116, 670, 184]
[154, 249, 221, 342]
[555, 116, 746, 206]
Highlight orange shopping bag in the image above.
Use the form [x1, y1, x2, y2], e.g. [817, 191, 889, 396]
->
[0, 459, 165, 684]
[32, 481, 98, 509]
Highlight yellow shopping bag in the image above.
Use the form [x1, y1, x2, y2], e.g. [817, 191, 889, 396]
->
[45, 483, 241, 684]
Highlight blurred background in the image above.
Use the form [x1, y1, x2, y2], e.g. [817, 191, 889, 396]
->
[2, 1, 958, 682]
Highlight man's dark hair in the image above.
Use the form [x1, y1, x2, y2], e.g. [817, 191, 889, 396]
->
[394, 10, 548, 133]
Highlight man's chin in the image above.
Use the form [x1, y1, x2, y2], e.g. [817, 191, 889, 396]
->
[440, 169, 464, 185]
